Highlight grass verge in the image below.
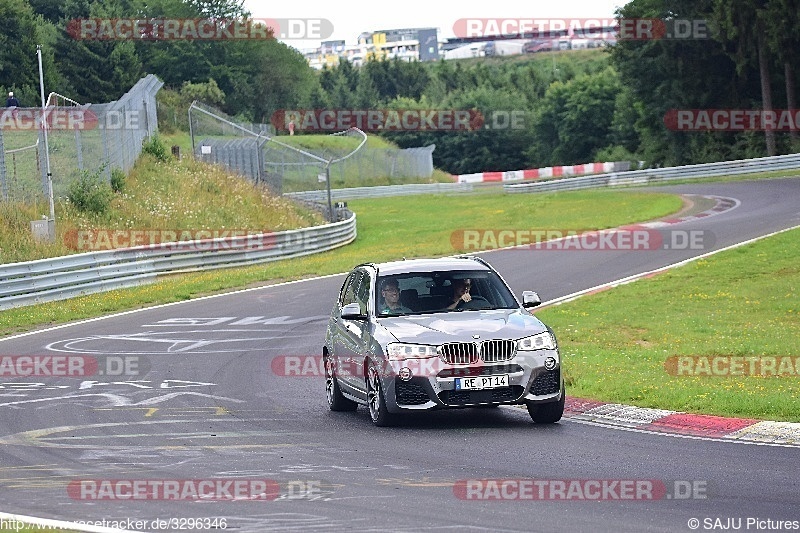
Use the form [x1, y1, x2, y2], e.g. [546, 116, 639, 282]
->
[0, 154, 324, 264]
[0, 189, 681, 335]
[538, 227, 800, 422]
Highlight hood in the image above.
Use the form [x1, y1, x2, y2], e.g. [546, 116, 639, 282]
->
[377, 309, 547, 345]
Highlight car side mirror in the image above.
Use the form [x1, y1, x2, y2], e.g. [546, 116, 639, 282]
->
[522, 291, 541, 308]
[341, 302, 366, 320]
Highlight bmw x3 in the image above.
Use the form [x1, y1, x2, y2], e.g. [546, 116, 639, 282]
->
[323, 256, 565, 426]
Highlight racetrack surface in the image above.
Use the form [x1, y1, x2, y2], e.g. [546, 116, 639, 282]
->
[0, 178, 798, 532]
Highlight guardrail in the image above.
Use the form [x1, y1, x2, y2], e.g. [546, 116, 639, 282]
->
[286, 182, 474, 202]
[0, 211, 356, 310]
[504, 153, 800, 193]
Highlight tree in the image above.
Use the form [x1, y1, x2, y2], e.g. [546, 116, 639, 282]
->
[764, 0, 800, 149]
[711, 0, 776, 155]
[354, 69, 381, 108]
[527, 69, 623, 166]
[0, 0, 57, 105]
[185, 0, 248, 18]
[610, 0, 753, 165]
[54, 0, 144, 102]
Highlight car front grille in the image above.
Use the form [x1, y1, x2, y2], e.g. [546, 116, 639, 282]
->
[395, 381, 430, 405]
[438, 342, 479, 365]
[439, 386, 525, 406]
[438, 340, 516, 365]
[530, 370, 561, 396]
[480, 339, 516, 363]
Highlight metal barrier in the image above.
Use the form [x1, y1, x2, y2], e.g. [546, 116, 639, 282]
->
[0, 211, 356, 310]
[504, 153, 800, 193]
[286, 182, 474, 202]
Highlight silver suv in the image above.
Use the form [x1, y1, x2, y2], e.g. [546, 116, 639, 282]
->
[323, 256, 565, 426]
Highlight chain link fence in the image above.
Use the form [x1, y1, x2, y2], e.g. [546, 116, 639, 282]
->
[0, 74, 163, 203]
[188, 101, 436, 197]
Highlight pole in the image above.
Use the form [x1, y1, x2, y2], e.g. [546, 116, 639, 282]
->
[37, 45, 55, 241]
[325, 161, 334, 222]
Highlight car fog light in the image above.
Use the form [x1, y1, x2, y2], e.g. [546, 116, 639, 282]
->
[399, 367, 413, 381]
[544, 357, 557, 371]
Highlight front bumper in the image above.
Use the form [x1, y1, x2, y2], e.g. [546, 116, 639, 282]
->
[382, 349, 563, 412]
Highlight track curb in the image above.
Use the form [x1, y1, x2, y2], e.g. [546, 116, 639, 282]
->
[563, 397, 800, 446]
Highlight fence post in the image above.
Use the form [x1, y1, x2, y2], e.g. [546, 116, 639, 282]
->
[0, 129, 6, 200]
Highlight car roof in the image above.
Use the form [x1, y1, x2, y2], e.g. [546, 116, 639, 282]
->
[359, 256, 493, 276]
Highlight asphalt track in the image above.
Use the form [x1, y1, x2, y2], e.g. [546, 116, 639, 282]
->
[0, 177, 798, 533]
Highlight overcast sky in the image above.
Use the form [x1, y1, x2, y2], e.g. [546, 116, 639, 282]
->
[243, 0, 628, 51]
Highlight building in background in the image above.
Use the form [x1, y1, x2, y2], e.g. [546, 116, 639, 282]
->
[357, 27, 440, 62]
[303, 27, 440, 68]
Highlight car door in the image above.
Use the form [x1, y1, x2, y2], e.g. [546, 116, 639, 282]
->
[334, 269, 371, 396]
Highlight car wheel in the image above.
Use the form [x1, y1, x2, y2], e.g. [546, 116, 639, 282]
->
[526, 393, 565, 424]
[367, 363, 395, 427]
[325, 354, 357, 412]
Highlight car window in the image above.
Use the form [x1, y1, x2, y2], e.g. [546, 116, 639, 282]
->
[355, 272, 371, 315]
[376, 270, 518, 316]
[340, 271, 362, 307]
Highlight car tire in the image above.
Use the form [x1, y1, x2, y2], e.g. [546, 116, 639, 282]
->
[325, 353, 357, 412]
[526, 393, 565, 424]
[367, 363, 395, 427]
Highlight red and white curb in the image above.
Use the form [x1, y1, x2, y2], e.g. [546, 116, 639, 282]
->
[455, 162, 620, 183]
[564, 397, 800, 447]
[620, 195, 740, 229]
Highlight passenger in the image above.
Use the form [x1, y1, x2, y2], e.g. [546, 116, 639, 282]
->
[380, 278, 413, 314]
[446, 278, 472, 310]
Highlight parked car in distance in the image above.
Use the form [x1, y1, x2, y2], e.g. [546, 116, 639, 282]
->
[323, 256, 565, 426]
[523, 39, 558, 53]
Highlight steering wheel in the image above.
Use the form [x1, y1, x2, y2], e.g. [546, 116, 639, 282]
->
[456, 296, 491, 310]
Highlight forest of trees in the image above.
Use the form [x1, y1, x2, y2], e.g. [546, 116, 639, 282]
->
[1, 0, 798, 174]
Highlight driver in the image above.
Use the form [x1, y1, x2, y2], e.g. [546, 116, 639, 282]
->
[446, 278, 472, 310]
[380, 278, 413, 314]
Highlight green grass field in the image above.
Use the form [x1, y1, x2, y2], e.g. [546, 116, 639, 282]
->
[537, 227, 800, 421]
[0, 152, 324, 264]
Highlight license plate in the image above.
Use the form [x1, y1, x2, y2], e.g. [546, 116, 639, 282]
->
[455, 374, 509, 390]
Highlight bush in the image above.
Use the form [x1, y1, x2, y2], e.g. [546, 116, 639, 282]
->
[110, 168, 126, 193]
[67, 169, 113, 215]
[594, 144, 640, 169]
[142, 133, 170, 162]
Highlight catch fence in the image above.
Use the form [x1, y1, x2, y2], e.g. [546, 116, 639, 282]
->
[188, 101, 436, 198]
[0, 74, 163, 203]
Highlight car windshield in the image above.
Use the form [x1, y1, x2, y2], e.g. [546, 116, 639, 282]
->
[375, 270, 518, 317]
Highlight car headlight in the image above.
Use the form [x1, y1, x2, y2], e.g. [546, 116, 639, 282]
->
[386, 343, 438, 361]
[517, 332, 557, 351]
